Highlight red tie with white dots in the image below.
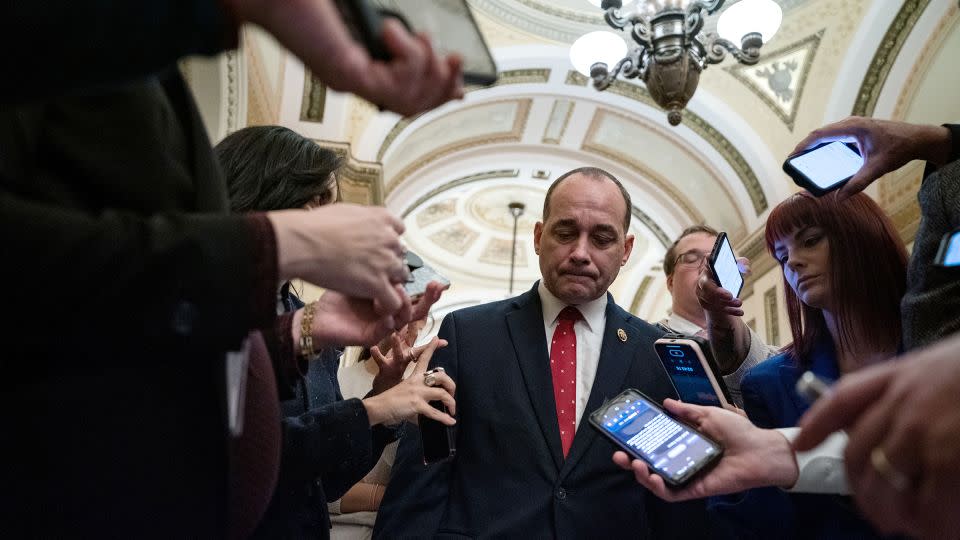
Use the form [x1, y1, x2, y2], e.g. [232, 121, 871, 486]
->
[551, 306, 581, 458]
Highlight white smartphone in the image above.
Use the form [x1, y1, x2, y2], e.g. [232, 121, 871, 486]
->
[708, 232, 744, 298]
[783, 141, 864, 196]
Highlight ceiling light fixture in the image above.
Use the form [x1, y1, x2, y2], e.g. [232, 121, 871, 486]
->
[581, 0, 782, 126]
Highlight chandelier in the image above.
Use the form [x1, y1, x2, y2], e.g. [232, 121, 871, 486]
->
[572, 0, 782, 126]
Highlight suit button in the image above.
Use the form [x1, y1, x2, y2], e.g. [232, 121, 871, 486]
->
[555, 487, 567, 500]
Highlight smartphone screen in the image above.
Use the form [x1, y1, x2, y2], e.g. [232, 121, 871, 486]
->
[710, 235, 743, 297]
[420, 401, 455, 464]
[590, 389, 721, 486]
[371, 0, 498, 85]
[655, 342, 723, 407]
[936, 229, 960, 267]
[787, 141, 864, 191]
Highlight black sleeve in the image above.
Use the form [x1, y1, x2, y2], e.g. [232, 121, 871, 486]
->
[280, 398, 375, 486]
[0, 1, 237, 104]
[0, 188, 275, 362]
[320, 424, 396, 502]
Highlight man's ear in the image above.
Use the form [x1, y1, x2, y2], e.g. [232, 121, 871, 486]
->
[621, 234, 635, 265]
[666, 273, 675, 293]
[534, 221, 544, 254]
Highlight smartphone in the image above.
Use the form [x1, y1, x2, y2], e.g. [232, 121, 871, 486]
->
[655, 334, 732, 408]
[795, 371, 832, 404]
[783, 141, 864, 196]
[589, 388, 723, 487]
[419, 401, 455, 464]
[334, 0, 498, 86]
[404, 251, 451, 298]
[709, 232, 744, 298]
[934, 228, 960, 267]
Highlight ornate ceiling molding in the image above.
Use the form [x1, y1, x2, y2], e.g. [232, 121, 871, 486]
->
[542, 99, 575, 144]
[313, 140, 384, 206]
[724, 29, 824, 131]
[566, 71, 768, 215]
[376, 68, 551, 162]
[385, 99, 533, 195]
[401, 169, 521, 218]
[851, 0, 931, 117]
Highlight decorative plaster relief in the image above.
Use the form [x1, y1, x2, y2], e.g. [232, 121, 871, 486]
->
[724, 30, 824, 131]
[479, 237, 528, 266]
[300, 71, 326, 122]
[542, 99, 575, 144]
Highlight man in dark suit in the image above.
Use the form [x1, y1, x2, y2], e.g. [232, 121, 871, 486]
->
[375, 167, 707, 538]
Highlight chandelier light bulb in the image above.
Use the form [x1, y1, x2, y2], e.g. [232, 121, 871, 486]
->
[717, 0, 783, 44]
[570, 31, 628, 76]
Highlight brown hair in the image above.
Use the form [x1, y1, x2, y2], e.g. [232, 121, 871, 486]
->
[764, 192, 907, 367]
[542, 167, 631, 230]
[662, 225, 719, 277]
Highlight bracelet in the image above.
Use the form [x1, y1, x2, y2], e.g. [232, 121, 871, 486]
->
[299, 301, 318, 359]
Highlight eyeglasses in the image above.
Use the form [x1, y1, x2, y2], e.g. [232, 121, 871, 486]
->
[674, 250, 709, 267]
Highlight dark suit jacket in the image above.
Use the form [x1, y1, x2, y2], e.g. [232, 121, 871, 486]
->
[708, 339, 889, 540]
[375, 284, 708, 539]
[0, 70, 274, 537]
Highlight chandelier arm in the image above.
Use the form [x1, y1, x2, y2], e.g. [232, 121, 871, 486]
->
[701, 33, 760, 65]
[630, 18, 651, 47]
[591, 54, 635, 90]
[620, 47, 646, 79]
[685, 0, 727, 16]
[603, 7, 631, 30]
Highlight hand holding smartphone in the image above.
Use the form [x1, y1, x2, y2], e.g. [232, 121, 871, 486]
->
[655, 334, 733, 408]
[783, 141, 864, 196]
[709, 232, 744, 298]
[589, 389, 723, 487]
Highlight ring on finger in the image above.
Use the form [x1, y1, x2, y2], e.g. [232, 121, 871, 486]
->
[424, 367, 444, 387]
[870, 446, 912, 492]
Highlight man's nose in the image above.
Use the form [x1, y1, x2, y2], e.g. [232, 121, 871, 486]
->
[569, 236, 590, 263]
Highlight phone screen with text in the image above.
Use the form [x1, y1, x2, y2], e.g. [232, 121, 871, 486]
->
[594, 391, 720, 484]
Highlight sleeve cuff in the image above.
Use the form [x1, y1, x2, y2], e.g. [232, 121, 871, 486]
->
[779, 428, 849, 495]
[722, 326, 778, 405]
[243, 213, 279, 328]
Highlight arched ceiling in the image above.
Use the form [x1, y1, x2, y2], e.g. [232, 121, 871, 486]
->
[183, 0, 960, 320]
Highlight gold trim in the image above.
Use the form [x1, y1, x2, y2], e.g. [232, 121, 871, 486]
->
[891, 5, 960, 120]
[300, 70, 326, 122]
[567, 71, 767, 215]
[629, 276, 655, 315]
[385, 99, 533, 195]
[763, 286, 780, 347]
[542, 99, 575, 144]
[851, 0, 932, 117]
[312, 140, 384, 206]
[723, 30, 824, 131]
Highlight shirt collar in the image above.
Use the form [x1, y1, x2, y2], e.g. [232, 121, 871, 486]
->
[665, 312, 704, 335]
[538, 280, 607, 333]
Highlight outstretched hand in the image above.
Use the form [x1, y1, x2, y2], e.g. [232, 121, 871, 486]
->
[612, 399, 798, 501]
[790, 117, 952, 200]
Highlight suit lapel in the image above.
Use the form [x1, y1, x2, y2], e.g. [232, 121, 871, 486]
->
[560, 299, 635, 480]
[506, 288, 563, 470]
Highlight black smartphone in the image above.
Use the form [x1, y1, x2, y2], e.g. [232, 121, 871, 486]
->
[655, 334, 733, 408]
[783, 141, 865, 196]
[708, 232, 744, 298]
[403, 251, 451, 298]
[589, 388, 723, 487]
[419, 401, 455, 464]
[334, 0, 498, 87]
[934, 227, 960, 267]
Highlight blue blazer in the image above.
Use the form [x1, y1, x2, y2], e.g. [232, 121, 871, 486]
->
[709, 337, 889, 540]
[374, 284, 709, 539]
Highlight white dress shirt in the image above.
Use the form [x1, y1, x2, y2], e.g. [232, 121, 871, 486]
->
[538, 281, 607, 431]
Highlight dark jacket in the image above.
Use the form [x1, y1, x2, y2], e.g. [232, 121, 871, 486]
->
[708, 338, 890, 540]
[375, 283, 709, 539]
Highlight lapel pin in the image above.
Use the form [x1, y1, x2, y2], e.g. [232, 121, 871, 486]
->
[617, 328, 628, 342]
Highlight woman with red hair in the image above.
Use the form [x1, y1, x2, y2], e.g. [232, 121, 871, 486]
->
[710, 191, 908, 539]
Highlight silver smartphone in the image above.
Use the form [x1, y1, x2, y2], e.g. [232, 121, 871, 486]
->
[403, 251, 450, 298]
